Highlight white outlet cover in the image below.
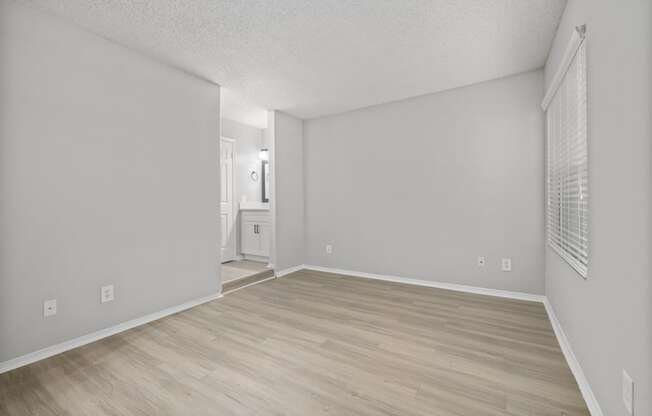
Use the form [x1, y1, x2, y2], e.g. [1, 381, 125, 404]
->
[101, 285, 115, 303]
[622, 370, 634, 415]
[477, 256, 486, 266]
[501, 258, 512, 272]
[326, 244, 333, 254]
[43, 299, 57, 317]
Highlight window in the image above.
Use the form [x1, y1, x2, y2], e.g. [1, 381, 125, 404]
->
[544, 29, 588, 277]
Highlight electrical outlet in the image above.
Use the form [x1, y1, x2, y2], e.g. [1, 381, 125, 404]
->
[622, 370, 634, 415]
[477, 256, 486, 267]
[101, 285, 114, 303]
[43, 299, 57, 317]
[326, 244, 333, 254]
[501, 258, 512, 272]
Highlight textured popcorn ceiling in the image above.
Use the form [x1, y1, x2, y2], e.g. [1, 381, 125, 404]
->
[21, 0, 566, 119]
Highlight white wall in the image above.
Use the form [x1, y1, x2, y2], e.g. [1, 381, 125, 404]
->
[272, 111, 305, 271]
[0, 1, 221, 362]
[304, 70, 545, 294]
[544, 1, 651, 415]
[222, 118, 265, 205]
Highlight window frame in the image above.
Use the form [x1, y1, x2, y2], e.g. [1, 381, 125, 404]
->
[544, 30, 589, 279]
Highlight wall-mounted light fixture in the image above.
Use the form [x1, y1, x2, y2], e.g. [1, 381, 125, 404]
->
[259, 148, 270, 202]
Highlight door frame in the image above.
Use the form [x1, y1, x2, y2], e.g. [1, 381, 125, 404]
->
[220, 136, 237, 263]
[266, 111, 276, 270]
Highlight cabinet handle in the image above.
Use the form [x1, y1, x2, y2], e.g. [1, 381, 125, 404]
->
[255, 224, 259, 234]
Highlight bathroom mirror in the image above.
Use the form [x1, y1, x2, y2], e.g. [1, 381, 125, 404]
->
[261, 160, 270, 202]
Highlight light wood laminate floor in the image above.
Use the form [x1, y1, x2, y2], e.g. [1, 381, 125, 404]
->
[221, 260, 272, 283]
[0, 270, 589, 416]
[222, 260, 275, 294]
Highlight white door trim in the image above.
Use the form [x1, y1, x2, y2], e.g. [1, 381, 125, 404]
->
[220, 137, 237, 262]
[266, 111, 277, 270]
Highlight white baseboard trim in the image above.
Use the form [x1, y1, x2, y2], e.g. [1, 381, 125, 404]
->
[0, 266, 602, 416]
[543, 299, 604, 416]
[303, 265, 545, 302]
[275, 264, 306, 278]
[303, 264, 601, 414]
[0, 292, 223, 375]
[242, 254, 269, 263]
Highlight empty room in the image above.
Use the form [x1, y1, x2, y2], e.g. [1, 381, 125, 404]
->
[0, 1, 650, 415]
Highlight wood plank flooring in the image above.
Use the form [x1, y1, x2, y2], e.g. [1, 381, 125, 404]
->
[0, 269, 589, 416]
[222, 270, 275, 293]
[221, 260, 272, 283]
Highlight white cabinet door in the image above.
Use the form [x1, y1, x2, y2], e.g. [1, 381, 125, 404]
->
[240, 211, 271, 258]
[241, 220, 260, 256]
[259, 222, 272, 257]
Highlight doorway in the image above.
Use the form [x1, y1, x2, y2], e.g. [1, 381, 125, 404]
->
[217, 110, 275, 294]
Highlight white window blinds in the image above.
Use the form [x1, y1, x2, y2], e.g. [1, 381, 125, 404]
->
[544, 30, 588, 277]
